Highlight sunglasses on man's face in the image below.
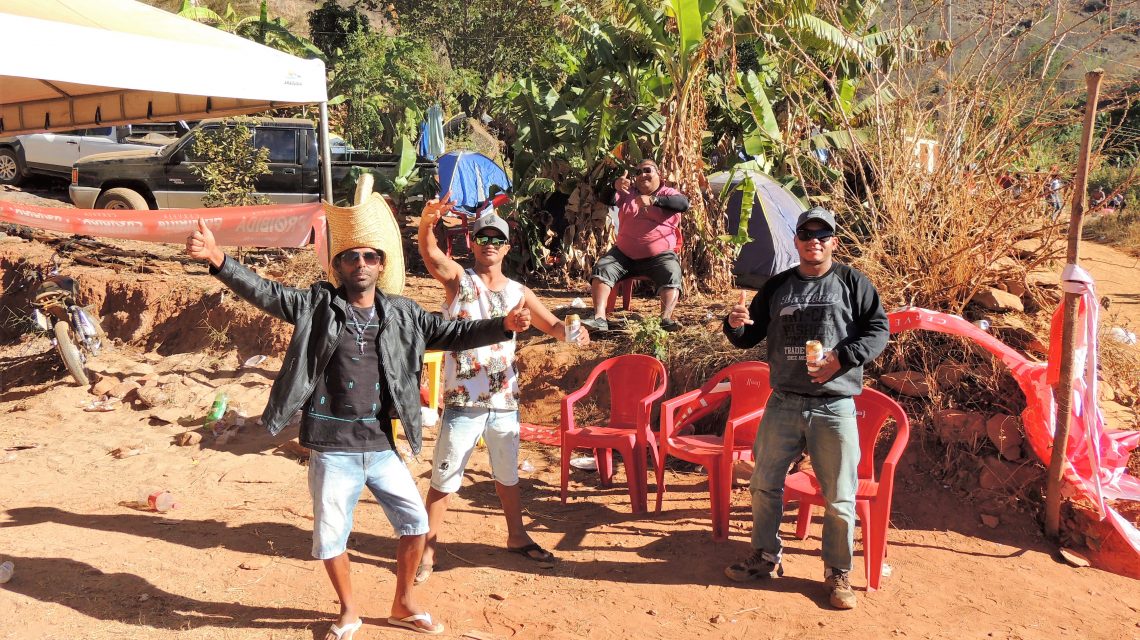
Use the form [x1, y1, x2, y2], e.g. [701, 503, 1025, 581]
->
[636, 166, 655, 175]
[339, 250, 382, 266]
[473, 235, 507, 247]
[795, 228, 834, 243]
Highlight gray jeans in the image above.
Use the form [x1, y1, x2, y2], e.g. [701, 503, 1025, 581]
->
[749, 390, 860, 572]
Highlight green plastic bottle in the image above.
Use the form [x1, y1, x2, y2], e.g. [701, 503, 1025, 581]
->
[205, 391, 228, 431]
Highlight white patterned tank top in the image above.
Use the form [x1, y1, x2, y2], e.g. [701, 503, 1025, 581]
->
[442, 269, 524, 410]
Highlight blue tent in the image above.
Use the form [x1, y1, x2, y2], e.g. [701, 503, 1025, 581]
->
[436, 151, 510, 211]
[709, 169, 805, 289]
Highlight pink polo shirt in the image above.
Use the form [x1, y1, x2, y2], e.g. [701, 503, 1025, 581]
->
[614, 186, 682, 260]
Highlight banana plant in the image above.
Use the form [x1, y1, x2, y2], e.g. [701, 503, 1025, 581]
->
[178, 0, 323, 59]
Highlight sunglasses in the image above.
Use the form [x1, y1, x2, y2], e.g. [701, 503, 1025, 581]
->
[338, 250, 382, 266]
[636, 166, 655, 175]
[795, 228, 834, 242]
[473, 235, 507, 247]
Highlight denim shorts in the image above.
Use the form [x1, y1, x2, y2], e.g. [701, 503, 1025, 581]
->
[430, 407, 520, 494]
[308, 450, 429, 560]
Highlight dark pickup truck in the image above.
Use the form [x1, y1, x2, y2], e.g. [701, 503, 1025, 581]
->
[69, 117, 434, 210]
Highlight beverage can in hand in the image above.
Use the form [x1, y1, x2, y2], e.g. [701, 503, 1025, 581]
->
[565, 314, 581, 344]
[805, 340, 824, 372]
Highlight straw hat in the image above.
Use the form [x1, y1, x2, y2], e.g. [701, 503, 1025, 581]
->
[324, 191, 405, 295]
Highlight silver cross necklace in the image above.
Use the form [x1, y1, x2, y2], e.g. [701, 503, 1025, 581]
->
[347, 305, 376, 354]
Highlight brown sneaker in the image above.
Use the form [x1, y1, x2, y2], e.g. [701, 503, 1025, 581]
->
[825, 569, 857, 609]
[724, 550, 783, 582]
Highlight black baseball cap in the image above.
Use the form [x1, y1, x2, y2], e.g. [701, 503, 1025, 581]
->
[796, 206, 837, 232]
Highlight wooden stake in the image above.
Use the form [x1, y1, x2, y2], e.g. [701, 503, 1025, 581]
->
[1044, 69, 1104, 540]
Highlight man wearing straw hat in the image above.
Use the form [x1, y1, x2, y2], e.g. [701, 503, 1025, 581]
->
[414, 196, 589, 585]
[185, 192, 531, 638]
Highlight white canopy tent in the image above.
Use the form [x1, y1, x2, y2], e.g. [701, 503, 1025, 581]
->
[0, 0, 334, 196]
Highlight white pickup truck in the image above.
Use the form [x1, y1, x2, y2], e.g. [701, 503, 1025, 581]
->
[0, 123, 187, 186]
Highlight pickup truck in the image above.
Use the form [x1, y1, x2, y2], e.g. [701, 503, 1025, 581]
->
[0, 123, 187, 186]
[69, 118, 433, 210]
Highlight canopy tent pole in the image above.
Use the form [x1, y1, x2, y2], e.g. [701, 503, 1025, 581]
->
[318, 101, 334, 272]
[318, 101, 334, 203]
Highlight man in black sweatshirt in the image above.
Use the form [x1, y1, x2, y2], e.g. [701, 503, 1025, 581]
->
[722, 206, 888, 610]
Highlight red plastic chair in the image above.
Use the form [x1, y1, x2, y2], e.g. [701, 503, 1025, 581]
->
[657, 361, 772, 540]
[605, 228, 683, 314]
[560, 354, 667, 513]
[782, 387, 910, 591]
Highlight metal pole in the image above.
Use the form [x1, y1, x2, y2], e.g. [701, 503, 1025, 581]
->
[318, 101, 334, 203]
[1044, 69, 1104, 539]
[318, 101, 335, 274]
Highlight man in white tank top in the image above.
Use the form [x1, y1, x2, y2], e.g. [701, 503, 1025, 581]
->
[415, 198, 589, 584]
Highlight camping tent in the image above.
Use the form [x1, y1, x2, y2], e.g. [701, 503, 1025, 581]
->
[437, 151, 511, 211]
[709, 168, 805, 290]
[0, 0, 333, 194]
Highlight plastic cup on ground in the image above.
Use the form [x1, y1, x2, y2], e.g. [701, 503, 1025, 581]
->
[140, 489, 178, 512]
[0, 561, 13, 584]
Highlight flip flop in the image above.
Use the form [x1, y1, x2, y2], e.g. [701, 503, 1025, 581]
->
[387, 612, 445, 635]
[327, 618, 362, 640]
[507, 542, 556, 568]
[413, 562, 433, 585]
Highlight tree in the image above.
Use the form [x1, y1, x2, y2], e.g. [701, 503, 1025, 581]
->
[178, 0, 322, 59]
[190, 122, 271, 208]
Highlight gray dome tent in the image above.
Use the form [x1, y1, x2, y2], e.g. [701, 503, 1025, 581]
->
[709, 169, 806, 289]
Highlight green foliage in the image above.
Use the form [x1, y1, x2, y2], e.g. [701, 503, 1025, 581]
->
[178, 0, 322, 58]
[327, 31, 447, 149]
[190, 123, 271, 208]
[307, 0, 371, 61]
[627, 316, 669, 361]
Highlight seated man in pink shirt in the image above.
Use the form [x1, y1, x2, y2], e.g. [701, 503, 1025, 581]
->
[581, 159, 690, 332]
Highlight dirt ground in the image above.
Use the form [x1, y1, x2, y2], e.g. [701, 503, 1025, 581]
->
[1, 186, 1138, 640]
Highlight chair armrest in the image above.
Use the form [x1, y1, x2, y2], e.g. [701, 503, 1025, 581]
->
[878, 414, 911, 480]
[723, 406, 766, 456]
[661, 389, 703, 442]
[560, 366, 607, 433]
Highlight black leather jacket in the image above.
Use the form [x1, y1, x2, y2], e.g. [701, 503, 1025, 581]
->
[212, 257, 512, 454]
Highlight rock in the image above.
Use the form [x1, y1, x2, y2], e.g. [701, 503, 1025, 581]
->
[489, 592, 507, 601]
[1001, 279, 1027, 297]
[973, 288, 1024, 313]
[175, 431, 202, 446]
[934, 363, 968, 390]
[879, 371, 931, 397]
[978, 456, 1041, 491]
[1098, 382, 1116, 403]
[1025, 271, 1058, 288]
[933, 409, 987, 445]
[135, 383, 175, 409]
[710, 614, 727, 624]
[985, 414, 1024, 460]
[275, 438, 311, 460]
[1058, 547, 1091, 567]
[980, 514, 1000, 528]
[90, 376, 120, 397]
[107, 380, 141, 400]
[1013, 238, 1046, 259]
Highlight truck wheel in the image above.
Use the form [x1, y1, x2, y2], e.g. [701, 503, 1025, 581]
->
[0, 148, 24, 186]
[95, 187, 149, 210]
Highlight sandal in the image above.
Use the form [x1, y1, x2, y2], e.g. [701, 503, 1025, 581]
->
[387, 612, 445, 635]
[507, 542, 556, 568]
[413, 562, 433, 585]
[327, 618, 362, 639]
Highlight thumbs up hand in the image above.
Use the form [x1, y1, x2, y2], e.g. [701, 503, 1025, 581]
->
[503, 297, 532, 333]
[614, 170, 631, 195]
[186, 219, 224, 268]
[728, 290, 754, 328]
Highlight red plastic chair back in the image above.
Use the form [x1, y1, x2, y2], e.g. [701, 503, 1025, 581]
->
[667, 361, 770, 446]
[601, 354, 667, 429]
[854, 388, 910, 482]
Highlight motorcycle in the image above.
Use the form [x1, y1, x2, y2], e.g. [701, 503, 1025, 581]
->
[30, 272, 105, 386]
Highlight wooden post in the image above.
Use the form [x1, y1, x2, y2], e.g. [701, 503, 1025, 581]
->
[1044, 69, 1104, 539]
